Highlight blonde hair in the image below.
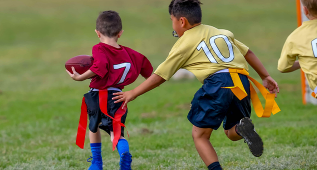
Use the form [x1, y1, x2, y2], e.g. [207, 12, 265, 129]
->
[301, 0, 317, 16]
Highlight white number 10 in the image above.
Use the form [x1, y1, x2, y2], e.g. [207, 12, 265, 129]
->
[312, 39, 317, 58]
[197, 35, 235, 63]
[113, 63, 131, 84]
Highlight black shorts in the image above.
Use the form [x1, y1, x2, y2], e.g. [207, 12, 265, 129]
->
[187, 73, 251, 130]
[84, 90, 127, 137]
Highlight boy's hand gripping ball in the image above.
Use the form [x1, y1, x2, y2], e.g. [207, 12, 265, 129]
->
[65, 55, 93, 74]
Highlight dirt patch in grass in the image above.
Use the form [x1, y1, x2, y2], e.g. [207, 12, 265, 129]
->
[141, 111, 157, 118]
[176, 103, 191, 110]
[139, 128, 153, 135]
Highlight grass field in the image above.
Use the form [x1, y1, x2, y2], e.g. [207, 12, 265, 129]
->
[1, 0, 317, 169]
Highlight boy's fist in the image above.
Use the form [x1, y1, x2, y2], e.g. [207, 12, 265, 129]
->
[66, 67, 81, 81]
[262, 76, 279, 97]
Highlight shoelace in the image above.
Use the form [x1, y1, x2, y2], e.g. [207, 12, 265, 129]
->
[87, 156, 93, 162]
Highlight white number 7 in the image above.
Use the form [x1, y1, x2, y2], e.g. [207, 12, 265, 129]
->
[312, 39, 317, 58]
[113, 63, 131, 84]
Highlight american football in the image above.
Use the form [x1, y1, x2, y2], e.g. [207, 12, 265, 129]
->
[65, 55, 93, 74]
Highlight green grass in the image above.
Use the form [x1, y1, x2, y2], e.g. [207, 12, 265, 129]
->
[1, 0, 316, 169]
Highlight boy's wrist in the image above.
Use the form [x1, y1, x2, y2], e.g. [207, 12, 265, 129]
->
[130, 89, 138, 98]
[260, 74, 270, 80]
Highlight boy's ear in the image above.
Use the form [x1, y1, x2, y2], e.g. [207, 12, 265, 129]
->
[95, 29, 101, 38]
[303, 6, 309, 16]
[180, 17, 188, 28]
[117, 30, 124, 38]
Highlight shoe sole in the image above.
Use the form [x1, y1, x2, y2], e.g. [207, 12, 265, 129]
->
[236, 118, 263, 157]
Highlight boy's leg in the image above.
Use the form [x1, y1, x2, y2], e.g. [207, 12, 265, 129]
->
[84, 91, 104, 170]
[90, 128, 102, 143]
[110, 132, 132, 170]
[223, 74, 263, 157]
[192, 125, 222, 170]
[88, 129, 103, 170]
[110, 131, 125, 142]
[224, 125, 242, 141]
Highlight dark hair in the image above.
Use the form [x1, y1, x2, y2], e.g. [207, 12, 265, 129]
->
[96, 11, 122, 37]
[169, 0, 202, 25]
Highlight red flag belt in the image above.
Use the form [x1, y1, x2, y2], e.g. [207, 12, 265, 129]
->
[76, 89, 128, 151]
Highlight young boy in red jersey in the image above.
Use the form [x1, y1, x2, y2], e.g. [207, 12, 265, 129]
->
[67, 11, 153, 170]
[113, 0, 280, 170]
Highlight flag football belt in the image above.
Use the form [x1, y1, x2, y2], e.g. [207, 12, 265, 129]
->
[312, 86, 317, 98]
[76, 88, 129, 151]
[217, 68, 281, 118]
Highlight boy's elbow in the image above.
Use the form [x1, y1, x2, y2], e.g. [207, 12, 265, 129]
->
[278, 67, 289, 73]
[277, 63, 288, 73]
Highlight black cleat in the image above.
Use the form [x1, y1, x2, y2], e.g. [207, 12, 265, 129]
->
[236, 117, 263, 157]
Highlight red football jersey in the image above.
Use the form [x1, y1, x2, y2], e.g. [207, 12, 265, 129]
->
[89, 43, 153, 90]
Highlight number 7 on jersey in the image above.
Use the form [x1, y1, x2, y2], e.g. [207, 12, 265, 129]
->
[113, 63, 131, 84]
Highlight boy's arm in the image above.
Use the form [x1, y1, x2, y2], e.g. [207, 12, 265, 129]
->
[244, 50, 279, 95]
[113, 74, 166, 107]
[66, 67, 96, 81]
[277, 38, 298, 73]
[140, 55, 154, 79]
[279, 61, 300, 73]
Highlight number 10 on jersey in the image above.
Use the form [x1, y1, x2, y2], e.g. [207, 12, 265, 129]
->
[197, 35, 235, 63]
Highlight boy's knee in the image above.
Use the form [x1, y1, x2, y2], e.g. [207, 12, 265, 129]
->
[192, 127, 200, 139]
[192, 132, 204, 140]
[192, 131, 198, 139]
[192, 126, 212, 140]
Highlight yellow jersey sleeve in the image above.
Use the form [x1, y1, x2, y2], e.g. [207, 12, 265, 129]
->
[277, 38, 297, 72]
[154, 40, 188, 80]
[233, 39, 249, 56]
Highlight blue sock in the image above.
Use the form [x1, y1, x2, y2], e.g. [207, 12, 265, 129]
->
[116, 139, 129, 156]
[90, 143, 102, 162]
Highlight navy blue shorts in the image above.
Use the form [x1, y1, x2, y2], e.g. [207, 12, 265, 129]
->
[187, 73, 251, 130]
[84, 90, 127, 137]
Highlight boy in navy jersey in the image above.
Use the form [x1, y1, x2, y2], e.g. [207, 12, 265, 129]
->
[67, 11, 153, 170]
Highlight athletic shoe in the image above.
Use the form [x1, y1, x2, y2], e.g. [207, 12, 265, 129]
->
[236, 117, 263, 157]
[119, 152, 132, 170]
[87, 156, 103, 170]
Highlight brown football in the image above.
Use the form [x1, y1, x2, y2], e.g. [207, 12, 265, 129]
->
[65, 55, 93, 74]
